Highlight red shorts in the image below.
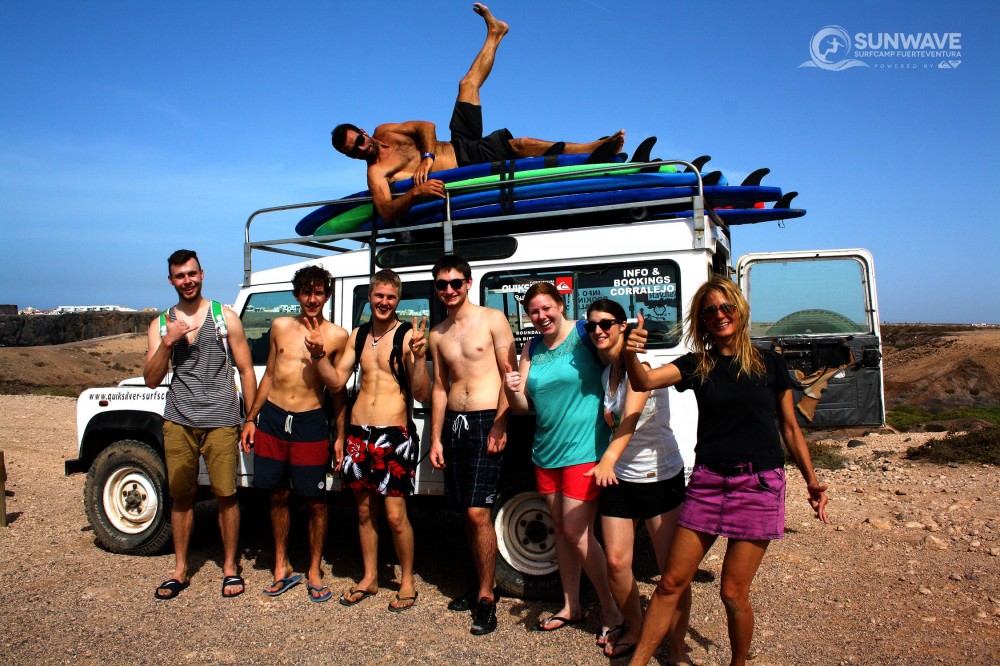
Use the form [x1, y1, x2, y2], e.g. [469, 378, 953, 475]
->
[535, 462, 601, 501]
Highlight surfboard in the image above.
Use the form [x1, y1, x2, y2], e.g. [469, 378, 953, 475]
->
[308, 163, 685, 236]
[349, 185, 784, 233]
[311, 169, 745, 236]
[663, 207, 807, 225]
[297, 153, 625, 236]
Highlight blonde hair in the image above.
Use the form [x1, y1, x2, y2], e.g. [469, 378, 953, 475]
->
[684, 277, 764, 382]
[368, 269, 401, 296]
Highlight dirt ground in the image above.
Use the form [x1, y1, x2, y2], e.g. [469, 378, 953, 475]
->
[0, 333, 147, 395]
[0, 328, 998, 664]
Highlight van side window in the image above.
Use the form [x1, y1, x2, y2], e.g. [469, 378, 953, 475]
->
[240, 291, 333, 365]
[481, 261, 682, 352]
[351, 280, 442, 329]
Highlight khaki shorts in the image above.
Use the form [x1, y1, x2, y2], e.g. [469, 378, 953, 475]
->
[162, 420, 239, 499]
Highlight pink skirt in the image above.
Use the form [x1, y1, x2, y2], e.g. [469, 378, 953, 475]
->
[677, 464, 786, 541]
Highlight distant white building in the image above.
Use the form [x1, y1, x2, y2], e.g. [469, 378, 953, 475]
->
[48, 305, 137, 314]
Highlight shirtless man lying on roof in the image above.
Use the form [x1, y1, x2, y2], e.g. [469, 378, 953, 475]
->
[331, 3, 625, 224]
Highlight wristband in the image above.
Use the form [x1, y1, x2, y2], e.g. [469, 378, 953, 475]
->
[421, 152, 435, 161]
[311, 353, 325, 359]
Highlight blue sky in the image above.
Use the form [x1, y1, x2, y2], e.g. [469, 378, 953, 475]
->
[1, 1, 997, 323]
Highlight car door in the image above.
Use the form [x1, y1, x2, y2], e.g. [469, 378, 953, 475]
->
[737, 249, 885, 427]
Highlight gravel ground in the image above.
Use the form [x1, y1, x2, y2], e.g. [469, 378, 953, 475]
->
[1, 394, 998, 665]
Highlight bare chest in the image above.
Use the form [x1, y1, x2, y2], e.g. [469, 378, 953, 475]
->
[359, 336, 396, 374]
[439, 326, 494, 368]
[378, 136, 420, 181]
[274, 327, 313, 376]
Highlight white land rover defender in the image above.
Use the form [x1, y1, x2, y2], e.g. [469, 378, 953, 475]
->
[66, 159, 884, 599]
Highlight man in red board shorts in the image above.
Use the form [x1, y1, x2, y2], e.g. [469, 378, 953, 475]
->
[241, 266, 348, 602]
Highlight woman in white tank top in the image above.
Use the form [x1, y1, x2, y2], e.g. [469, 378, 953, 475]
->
[583, 299, 691, 662]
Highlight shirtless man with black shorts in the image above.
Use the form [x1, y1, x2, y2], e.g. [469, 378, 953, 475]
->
[331, 3, 626, 223]
[241, 265, 348, 602]
[428, 254, 516, 635]
[318, 269, 430, 612]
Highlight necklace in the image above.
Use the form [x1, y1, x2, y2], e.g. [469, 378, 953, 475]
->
[371, 320, 399, 348]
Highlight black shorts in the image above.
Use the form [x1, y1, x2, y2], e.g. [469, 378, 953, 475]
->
[449, 101, 515, 166]
[253, 401, 330, 498]
[598, 470, 686, 520]
[442, 409, 503, 509]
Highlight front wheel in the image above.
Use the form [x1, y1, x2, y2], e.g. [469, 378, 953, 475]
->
[83, 440, 172, 555]
[492, 484, 561, 600]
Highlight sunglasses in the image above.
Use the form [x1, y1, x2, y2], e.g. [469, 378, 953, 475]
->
[584, 318, 624, 333]
[434, 278, 467, 292]
[700, 302, 737, 319]
[346, 133, 366, 158]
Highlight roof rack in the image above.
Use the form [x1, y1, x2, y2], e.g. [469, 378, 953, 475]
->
[243, 159, 717, 284]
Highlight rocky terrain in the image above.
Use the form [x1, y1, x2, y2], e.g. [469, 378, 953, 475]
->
[0, 311, 151, 347]
[881, 325, 1000, 412]
[0, 326, 997, 664]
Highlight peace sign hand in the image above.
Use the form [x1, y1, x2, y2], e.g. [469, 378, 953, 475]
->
[625, 311, 648, 354]
[303, 316, 326, 360]
[409, 316, 427, 358]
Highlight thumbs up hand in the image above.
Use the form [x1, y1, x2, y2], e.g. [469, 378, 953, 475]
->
[625, 311, 649, 354]
[503, 360, 521, 393]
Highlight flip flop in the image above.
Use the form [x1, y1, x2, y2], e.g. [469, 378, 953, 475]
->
[307, 583, 333, 603]
[222, 575, 245, 598]
[338, 586, 377, 606]
[387, 591, 418, 613]
[154, 578, 189, 600]
[536, 614, 585, 632]
[606, 641, 636, 659]
[596, 623, 625, 647]
[262, 573, 303, 597]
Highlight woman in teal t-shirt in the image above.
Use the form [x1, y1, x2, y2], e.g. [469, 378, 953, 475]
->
[503, 282, 622, 651]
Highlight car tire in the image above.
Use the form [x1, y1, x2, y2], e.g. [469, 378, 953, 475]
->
[83, 439, 172, 555]
[492, 482, 561, 601]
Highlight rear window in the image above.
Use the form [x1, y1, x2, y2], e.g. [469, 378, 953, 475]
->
[743, 257, 873, 337]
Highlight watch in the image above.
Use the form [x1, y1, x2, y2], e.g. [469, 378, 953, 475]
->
[421, 152, 435, 161]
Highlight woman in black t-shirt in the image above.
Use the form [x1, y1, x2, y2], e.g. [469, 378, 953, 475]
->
[623, 277, 829, 666]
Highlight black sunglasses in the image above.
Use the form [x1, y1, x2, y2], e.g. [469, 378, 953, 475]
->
[434, 278, 467, 291]
[584, 318, 624, 333]
[700, 302, 737, 319]
[346, 133, 365, 158]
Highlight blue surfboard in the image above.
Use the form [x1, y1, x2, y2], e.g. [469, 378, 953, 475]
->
[391, 185, 783, 229]
[314, 172, 756, 236]
[664, 207, 807, 225]
[297, 153, 624, 236]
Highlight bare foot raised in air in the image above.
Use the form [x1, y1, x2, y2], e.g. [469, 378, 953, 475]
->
[473, 3, 509, 38]
[604, 129, 626, 154]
